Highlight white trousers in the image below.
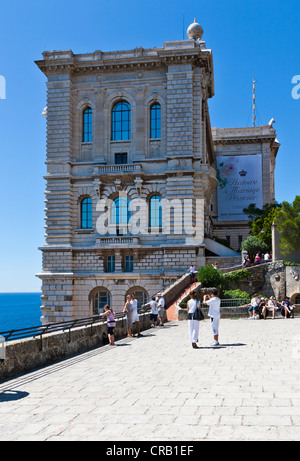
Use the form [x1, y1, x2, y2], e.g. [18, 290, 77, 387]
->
[210, 316, 220, 336]
[188, 319, 199, 343]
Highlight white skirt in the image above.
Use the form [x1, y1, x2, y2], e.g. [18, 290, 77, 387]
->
[188, 319, 199, 344]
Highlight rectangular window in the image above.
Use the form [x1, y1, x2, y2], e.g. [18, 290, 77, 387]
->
[238, 235, 243, 249]
[226, 235, 231, 247]
[107, 255, 115, 273]
[125, 254, 133, 272]
[150, 104, 161, 139]
[115, 153, 128, 164]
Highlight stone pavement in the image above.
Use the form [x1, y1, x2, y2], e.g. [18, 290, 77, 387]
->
[0, 317, 299, 441]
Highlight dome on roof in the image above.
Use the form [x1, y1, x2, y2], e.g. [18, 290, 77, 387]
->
[187, 18, 204, 41]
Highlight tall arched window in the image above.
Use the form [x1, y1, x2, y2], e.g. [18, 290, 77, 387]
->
[81, 197, 92, 229]
[82, 107, 92, 142]
[149, 195, 162, 230]
[150, 103, 161, 139]
[93, 290, 111, 314]
[111, 196, 131, 235]
[112, 101, 131, 141]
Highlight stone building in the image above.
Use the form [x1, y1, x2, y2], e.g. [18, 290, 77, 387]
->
[35, 20, 279, 323]
[211, 125, 280, 252]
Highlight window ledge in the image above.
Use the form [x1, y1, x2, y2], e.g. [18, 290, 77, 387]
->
[75, 228, 95, 234]
[110, 140, 131, 144]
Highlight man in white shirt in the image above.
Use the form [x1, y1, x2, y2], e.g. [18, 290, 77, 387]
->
[188, 265, 197, 283]
[149, 296, 158, 327]
[264, 252, 270, 262]
[157, 293, 165, 326]
[203, 288, 221, 346]
[249, 294, 260, 319]
[130, 293, 142, 337]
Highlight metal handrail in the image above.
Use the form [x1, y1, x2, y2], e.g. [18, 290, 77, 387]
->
[0, 310, 136, 343]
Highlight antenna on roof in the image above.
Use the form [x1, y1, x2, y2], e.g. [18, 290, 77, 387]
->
[252, 75, 256, 127]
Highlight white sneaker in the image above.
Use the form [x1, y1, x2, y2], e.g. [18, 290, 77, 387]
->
[211, 340, 220, 346]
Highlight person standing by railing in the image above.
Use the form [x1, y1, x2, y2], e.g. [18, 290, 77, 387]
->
[157, 293, 165, 327]
[129, 293, 143, 337]
[100, 305, 116, 346]
[123, 295, 133, 337]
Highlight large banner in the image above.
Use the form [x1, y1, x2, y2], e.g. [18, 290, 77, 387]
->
[217, 154, 263, 221]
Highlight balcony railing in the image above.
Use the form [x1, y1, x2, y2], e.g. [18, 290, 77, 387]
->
[96, 164, 142, 174]
[96, 236, 140, 246]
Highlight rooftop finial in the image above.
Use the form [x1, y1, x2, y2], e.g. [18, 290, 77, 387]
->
[187, 18, 204, 41]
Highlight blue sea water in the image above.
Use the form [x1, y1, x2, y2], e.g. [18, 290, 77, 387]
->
[0, 293, 42, 332]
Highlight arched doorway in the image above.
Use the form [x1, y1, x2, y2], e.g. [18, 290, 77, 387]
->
[89, 288, 111, 315]
[291, 293, 300, 306]
[125, 287, 149, 309]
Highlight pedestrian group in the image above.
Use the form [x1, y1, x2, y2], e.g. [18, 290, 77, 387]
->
[99, 278, 295, 350]
[248, 294, 295, 320]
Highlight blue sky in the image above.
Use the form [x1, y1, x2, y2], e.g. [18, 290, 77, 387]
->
[0, 0, 299, 292]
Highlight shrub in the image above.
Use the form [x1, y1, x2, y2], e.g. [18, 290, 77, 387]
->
[196, 265, 224, 288]
[222, 289, 250, 302]
[223, 269, 250, 284]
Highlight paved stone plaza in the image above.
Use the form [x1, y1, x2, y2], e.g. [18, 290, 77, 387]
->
[0, 318, 299, 441]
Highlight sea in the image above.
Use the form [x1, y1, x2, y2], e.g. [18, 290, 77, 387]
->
[0, 293, 42, 333]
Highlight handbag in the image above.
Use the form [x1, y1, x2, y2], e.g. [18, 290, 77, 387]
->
[188, 301, 204, 321]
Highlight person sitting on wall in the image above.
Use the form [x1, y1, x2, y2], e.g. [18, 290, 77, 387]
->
[248, 294, 260, 319]
[262, 296, 276, 319]
[256, 297, 266, 319]
[188, 265, 197, 284]
[281, 297, 294, 319]
[254, 253, 261, 265]
[243, 256, 251, 268]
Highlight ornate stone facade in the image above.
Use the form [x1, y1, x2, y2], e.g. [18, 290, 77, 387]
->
[35, 22, 279, 323]
[35, 30, 219, 322]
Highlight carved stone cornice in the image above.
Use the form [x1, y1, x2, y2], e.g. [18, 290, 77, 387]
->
[35, 49, 213, 77]
[213, 136, 276, 145]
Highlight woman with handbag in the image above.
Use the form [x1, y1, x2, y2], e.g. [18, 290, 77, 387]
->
[187, 290, 203, 349]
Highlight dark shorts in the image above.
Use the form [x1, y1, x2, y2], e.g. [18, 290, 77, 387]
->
[150, 313, 158, 321]
[108, 327, 115, 335]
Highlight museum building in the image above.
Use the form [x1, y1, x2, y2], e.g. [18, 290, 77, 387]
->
[35, 20, 280, 323]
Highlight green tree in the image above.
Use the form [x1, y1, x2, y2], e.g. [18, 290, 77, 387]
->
[241, 235, 269, 261]
[243, 202, 281, 248]
[274, 196, 300, 256]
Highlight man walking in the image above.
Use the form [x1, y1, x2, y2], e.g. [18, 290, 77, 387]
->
[157, 293, 165, 326]
[203, 289, 221, 346]
[130, 293, 143, 337]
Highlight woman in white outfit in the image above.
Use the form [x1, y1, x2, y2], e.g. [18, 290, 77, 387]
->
[187, 290, 203, 349]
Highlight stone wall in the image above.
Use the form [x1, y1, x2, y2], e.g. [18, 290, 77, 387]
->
[0, 311, 161, 380]
[223, 261, 286, 299]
